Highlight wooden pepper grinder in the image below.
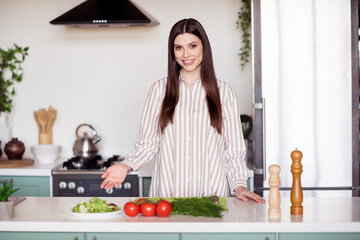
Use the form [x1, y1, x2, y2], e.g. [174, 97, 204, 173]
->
[291, 149, 303, 215]
[268, 164, 281, 219]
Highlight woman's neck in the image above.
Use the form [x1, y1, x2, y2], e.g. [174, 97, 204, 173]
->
[180, 69, 201, 87]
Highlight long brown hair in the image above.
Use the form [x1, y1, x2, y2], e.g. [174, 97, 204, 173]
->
[159, 18, 222, 134]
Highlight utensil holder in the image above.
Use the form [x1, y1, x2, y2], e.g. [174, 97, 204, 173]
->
[39, 133, 52, 145]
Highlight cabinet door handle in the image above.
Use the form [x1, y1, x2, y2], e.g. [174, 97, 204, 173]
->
[93, 237, 97, 240]
[74, 237, 78, 240]
[265, 238, 269, 240]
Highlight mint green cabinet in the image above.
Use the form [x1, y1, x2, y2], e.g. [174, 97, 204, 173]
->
[142, 177, 151, 197]
[182, 233, 275, 240]
[0, 232, 84, 240]
[279, 233, 360, 240]
[0, 176, 50, 196]
[85, 233, 179, 240]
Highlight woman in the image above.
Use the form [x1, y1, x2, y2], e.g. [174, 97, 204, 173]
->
[101, 18, 264, 203]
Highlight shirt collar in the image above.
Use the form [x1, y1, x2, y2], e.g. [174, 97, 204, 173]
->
[179, 71, 201, 86]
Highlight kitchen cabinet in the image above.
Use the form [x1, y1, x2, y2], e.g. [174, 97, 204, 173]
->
[85, 233, 179, 240]
[142, 176, 151, 197]
[0, 232, 84, 240]
[182, 233, 276, 240]
[0, 175, 50, 196]
[279, 233, 360, 240]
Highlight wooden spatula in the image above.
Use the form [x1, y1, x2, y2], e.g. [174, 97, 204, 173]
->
[38, 109, 48, 134]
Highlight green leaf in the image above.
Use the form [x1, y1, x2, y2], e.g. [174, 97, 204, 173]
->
[0, 43, 29, 112]
[236, 0, 251, 70]
[0, 180, 20, 202]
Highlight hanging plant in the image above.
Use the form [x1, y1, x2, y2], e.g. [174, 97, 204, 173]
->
[0, 44, 29, 112]
[236, 0, 251, 70]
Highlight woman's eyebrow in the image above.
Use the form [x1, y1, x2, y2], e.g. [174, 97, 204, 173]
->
[174, 41, 198, 47]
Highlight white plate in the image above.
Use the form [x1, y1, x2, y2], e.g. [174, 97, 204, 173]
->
[64, 205, 122, 219]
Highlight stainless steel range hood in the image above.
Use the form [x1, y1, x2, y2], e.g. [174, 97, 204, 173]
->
[50, 0, 159, 27]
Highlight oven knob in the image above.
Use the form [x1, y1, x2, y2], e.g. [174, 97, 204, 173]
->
[68, 182, 76, 189]
[106, 188, 113, 195]
[59, 181, 67, 189]
[77, 186, 85, 194]
[124, 182, 131, 189]
[115, 184, 122, 189]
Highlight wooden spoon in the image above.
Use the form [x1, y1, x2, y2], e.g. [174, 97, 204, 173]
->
[38, 109, 48, 133]
[46, 106, 57, 133]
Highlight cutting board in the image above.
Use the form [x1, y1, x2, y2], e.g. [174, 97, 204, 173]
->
[0, 157, 34, 168]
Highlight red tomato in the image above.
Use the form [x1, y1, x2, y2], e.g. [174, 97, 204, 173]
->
[136, 198, 146, 204]
[140, 202, 156, 217]
[123, 202, 140, 217]
[156, 199, 172, 217]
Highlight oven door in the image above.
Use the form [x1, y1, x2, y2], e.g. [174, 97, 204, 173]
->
[52, 173, 139, 197]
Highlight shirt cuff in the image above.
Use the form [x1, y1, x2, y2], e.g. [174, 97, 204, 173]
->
[121, 160, 138, 171]
[230, 179, 248, 195]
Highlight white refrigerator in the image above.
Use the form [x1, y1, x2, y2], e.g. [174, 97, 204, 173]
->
[252, 0, 358, 197]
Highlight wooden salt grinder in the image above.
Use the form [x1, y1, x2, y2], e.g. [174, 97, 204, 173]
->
[290, 149, 303, 215]
[268, 164, 281, 218]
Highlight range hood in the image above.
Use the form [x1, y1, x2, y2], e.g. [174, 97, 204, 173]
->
[50, 0, 159, 27]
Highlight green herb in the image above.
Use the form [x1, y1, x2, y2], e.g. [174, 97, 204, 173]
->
[138, 196, 227, 218]
[171, 196, 227, 218]
[0, 179, 20, 202]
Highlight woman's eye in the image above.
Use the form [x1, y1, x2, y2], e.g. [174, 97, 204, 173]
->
[190, 44, 197, 49]
[175, 46, 181, 51]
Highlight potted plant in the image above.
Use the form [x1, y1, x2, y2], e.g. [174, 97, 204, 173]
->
[0, 44, 29, 151]
[0, 179, 20, 220]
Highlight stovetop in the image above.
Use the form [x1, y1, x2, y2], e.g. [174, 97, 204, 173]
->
[52, 155, 127, 173]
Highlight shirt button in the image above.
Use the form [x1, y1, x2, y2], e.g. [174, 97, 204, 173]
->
[187, 178, 190, 182]
[188, 137, 190, 140]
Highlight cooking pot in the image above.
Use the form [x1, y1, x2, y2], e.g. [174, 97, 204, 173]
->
[72, 124, 101, 158]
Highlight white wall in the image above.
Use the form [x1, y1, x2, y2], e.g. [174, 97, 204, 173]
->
[0, 0, 252, 160]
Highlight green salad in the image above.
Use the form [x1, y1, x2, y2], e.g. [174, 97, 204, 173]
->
[72, 197, 120, 213]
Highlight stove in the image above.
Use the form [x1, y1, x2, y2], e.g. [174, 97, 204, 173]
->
[52, 155, 139, 197]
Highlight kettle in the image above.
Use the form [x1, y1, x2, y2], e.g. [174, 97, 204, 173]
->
[72, 124, 101, 158]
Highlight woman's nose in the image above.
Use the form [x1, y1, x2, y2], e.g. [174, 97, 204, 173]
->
[183, 48, 189, 58]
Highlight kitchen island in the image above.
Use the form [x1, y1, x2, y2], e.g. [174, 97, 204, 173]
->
[0, 197, 360, 240]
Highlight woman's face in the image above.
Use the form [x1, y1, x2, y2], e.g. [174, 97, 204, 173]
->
[174, 33, 203, 76]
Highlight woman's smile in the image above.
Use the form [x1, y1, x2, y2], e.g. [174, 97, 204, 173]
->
[182, 59, 195, 65]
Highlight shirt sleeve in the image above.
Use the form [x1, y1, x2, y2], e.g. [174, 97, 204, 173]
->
[222, 84, 249, 194]
[121, 81, 162, 171]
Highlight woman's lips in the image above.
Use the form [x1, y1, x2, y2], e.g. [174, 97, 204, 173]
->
[182, 59, 194, 66]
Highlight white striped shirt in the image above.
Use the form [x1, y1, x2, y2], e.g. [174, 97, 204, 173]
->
[122, 78, 249, 197]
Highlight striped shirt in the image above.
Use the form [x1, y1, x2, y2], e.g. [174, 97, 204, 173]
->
[122, 77, 249, 197]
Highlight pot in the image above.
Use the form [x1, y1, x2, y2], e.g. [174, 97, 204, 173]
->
[72, 124, 101, 158]
[5, 138, 25, 160]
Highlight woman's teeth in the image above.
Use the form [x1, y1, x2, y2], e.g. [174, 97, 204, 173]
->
[183, 60, 194, 65]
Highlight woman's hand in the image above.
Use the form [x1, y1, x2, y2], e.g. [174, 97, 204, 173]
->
[235, 186, 266, 203]
[100, 163, 131, 189]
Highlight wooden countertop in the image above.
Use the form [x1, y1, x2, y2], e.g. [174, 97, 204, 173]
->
[1, 197, 359, 233]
